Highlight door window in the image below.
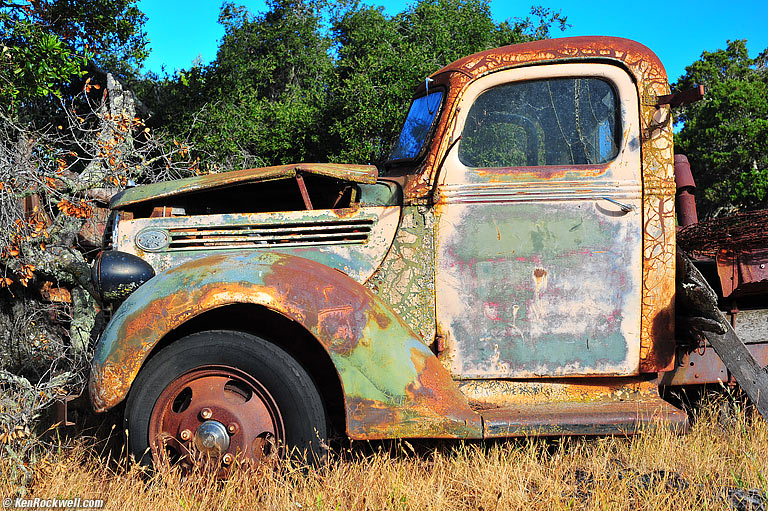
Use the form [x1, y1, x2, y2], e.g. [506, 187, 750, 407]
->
[458, 78, 619, 168]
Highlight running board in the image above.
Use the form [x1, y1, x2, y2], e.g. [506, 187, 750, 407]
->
[481, 397, 687, 437]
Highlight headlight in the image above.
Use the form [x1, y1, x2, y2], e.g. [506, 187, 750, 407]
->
[92, 251, 155, 302]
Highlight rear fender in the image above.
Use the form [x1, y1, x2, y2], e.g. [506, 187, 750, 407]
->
[89, 251, 481, 439]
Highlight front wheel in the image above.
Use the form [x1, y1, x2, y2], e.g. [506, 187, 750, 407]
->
[124, 330, 327, 473]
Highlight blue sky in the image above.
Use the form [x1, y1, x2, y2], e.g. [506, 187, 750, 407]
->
[139, 0, 768, 83]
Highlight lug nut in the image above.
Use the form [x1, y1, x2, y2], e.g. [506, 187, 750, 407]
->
[200, 408, 213, 420]
[222, 453, 233, 465]
[227, 423, 239, 435]
[180, 429, 191, 441]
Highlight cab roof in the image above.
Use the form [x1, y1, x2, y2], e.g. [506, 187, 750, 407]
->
[414, 36, 666, 95]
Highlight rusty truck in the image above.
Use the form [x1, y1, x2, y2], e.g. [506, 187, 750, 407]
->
[83, 36, 768, 470]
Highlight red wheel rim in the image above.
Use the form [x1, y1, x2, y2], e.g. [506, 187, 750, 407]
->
[148, 365, 285, 475]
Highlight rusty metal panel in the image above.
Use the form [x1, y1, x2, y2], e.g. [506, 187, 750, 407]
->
[638, 78, 676, 373]
[716, 248, 768, 297]
[481, 397, 687, 437]
[435, 63, 642, 378]
[659, 343, 768, 386]
[674, 154, 698, 226]
[436, 200, 642, 377]
[458, 377, 661, 409]
[89, 252, 483, 439]
[467, 378, 687, 438]
[115, 206, 399, 284]
[660, 307, 768, 387]
[110, 163, 378, 210]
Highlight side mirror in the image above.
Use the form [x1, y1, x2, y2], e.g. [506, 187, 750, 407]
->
[657, 85, 705, 108]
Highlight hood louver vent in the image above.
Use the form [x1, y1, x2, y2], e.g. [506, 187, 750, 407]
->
[164, 218, 375, 252]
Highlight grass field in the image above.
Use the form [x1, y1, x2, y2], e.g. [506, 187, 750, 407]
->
[1, 396, 766, 511]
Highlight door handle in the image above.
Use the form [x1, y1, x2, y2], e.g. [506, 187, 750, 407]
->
[601, 197, 635, 213]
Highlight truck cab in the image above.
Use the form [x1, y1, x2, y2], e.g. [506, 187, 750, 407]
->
[90, 36, 689, 471]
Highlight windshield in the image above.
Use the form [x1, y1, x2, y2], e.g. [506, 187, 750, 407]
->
[389, 90, 444, 161]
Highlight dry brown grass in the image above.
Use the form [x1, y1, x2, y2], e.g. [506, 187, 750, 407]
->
[2, 397, 767, 511]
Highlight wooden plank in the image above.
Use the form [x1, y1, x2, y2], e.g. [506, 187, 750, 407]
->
[679, 254, 768, 420]
[705, 326, 768, 418]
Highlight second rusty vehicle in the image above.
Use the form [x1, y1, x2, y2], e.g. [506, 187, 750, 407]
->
[86, 36, 768, 469]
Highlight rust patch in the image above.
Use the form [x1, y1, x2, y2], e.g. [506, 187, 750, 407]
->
[406, 347, 478, 422]
[472, 164, 610, 182]
[715, 249, 768, 298]
[329, 206, 363, 219]
[433, 37, 664, 82]
[346, 397, 401, 433]
[91, 251, 482, 441]
[264, 256, 393, 354]
[345, 395, 481, 440]
[458, 378, 659, 410]
[660, 343, 768, 386]
[482, 397, 687, 438]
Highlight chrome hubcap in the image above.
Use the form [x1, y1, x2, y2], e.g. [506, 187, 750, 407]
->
[194, 420, 230, 455]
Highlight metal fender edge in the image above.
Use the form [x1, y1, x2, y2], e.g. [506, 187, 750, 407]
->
[89, 251, 482, 439]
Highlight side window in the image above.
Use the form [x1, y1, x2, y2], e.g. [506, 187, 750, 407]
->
[458, 78, 620, 168]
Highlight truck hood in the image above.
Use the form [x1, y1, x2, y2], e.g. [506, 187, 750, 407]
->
[109, 163, 378, 210]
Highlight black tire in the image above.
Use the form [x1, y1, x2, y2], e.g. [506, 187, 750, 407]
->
[124, 330, 327, 468]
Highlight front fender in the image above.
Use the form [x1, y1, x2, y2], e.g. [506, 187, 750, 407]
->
[89, 251, 481, 439]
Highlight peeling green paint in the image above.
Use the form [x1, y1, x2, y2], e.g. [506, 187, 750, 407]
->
[365, 206, 436, 344]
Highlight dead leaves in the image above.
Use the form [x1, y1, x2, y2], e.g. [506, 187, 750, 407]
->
[56, 198, 93, 219]
[0, 424, 32, 444]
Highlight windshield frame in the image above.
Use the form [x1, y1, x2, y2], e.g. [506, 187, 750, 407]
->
[386, 86, 446, 166]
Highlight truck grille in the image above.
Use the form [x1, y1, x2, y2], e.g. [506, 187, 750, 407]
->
[165, 219, 375, 252]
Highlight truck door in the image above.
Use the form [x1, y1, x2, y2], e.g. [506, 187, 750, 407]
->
[435, 63, 642, 378]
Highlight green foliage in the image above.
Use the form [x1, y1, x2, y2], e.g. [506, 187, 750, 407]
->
[673, 40, 768, 216]
[144, 0, 332, 170]
[325, 0, 525, 164]
[0, 18, 84, 102]
[148, 0, 568, 170]
[0, 0, 147, 111]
